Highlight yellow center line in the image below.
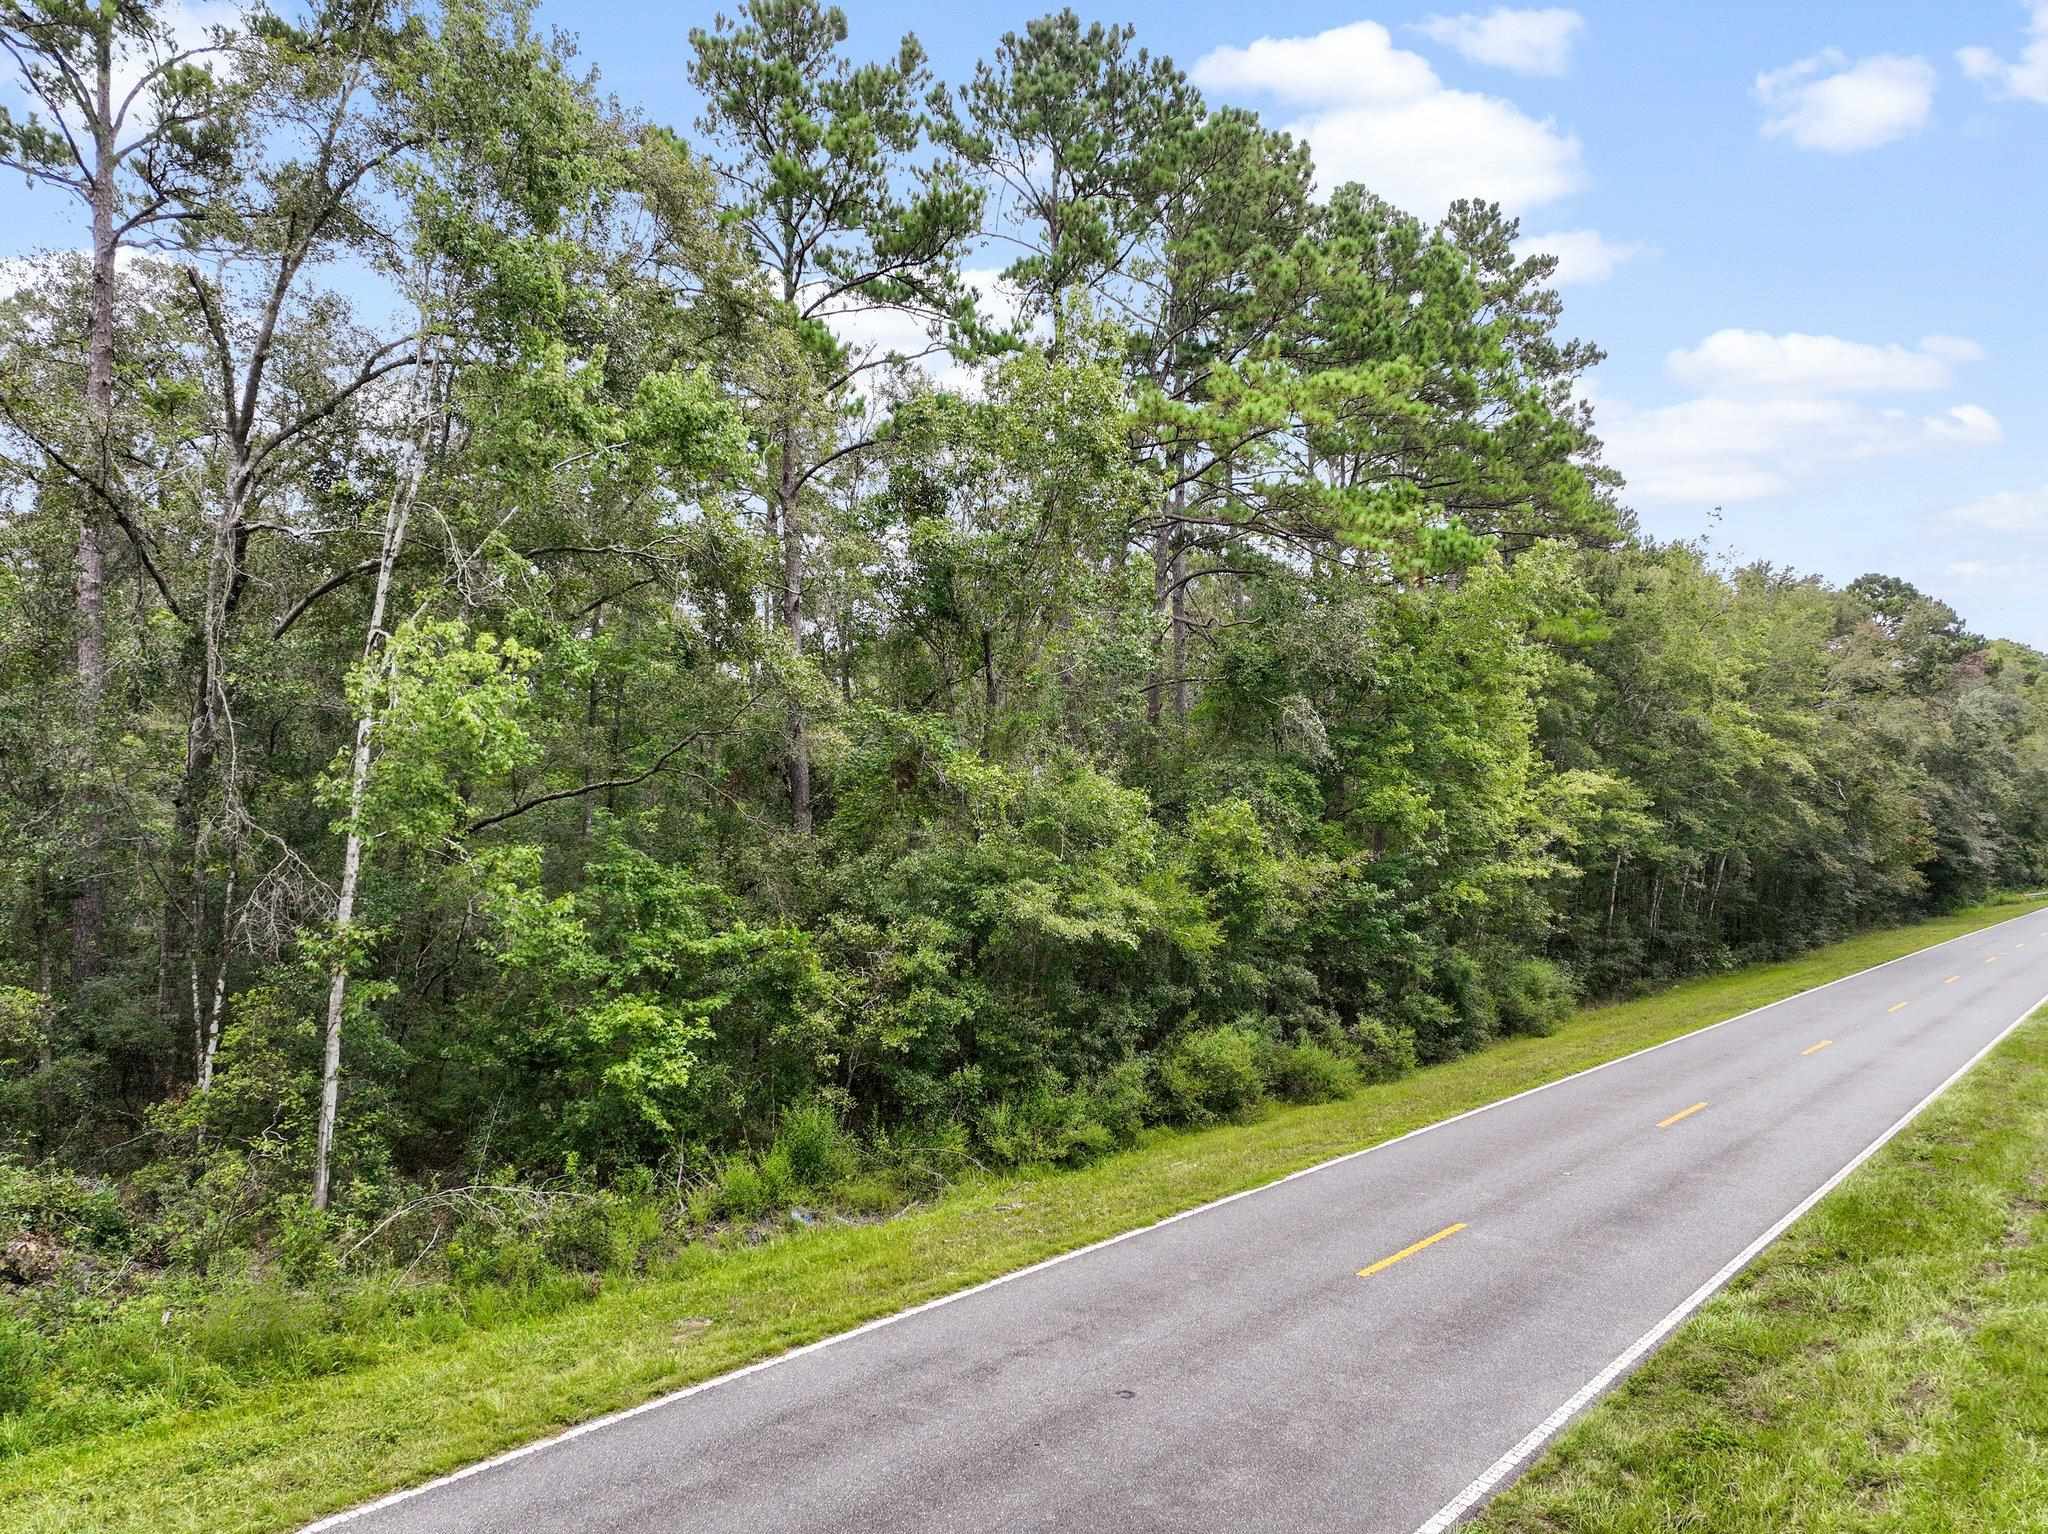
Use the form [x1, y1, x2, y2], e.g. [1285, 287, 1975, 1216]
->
[1802, 1039, 1833, 1055]
[1946, 975, 1961, 984]
[1658, 1101, 1709, 1129]
[1987, 955, 2000, 964]
[1888, 1001, 1908, 1013]
[1358, 1222, 1467, 1278]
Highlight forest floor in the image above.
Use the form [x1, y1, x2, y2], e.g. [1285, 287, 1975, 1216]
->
[1473, 1001, 2048, 1534]
[4, 896, 2042, 1534]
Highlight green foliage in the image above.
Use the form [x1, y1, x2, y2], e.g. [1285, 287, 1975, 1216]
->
[1262, 1040, 1363, 1105]
[1497, 958, 1578, 1037]
[1156, 1025, 1267, 1124]
[0, 1158, 131, 1256]
[1351, 1019, 1420, 1084]
[0, 1315, 42, 1417]
[772, 1100, 856, 1189]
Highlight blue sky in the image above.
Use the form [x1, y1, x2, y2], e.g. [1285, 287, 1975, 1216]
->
[7, 1, 2046, 644]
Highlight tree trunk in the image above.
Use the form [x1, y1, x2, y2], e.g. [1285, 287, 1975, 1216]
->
[1146, 524, 1171, 726]
[196, 868, 233, 1091]
[312, 333, 431, 1210]
[71, 29, 116, 984]
[778, 420, 811, 833]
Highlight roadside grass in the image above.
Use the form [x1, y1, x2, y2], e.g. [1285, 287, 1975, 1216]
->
[3, 896, 2040, 1534]
[1473, 1003, 2048, 1534]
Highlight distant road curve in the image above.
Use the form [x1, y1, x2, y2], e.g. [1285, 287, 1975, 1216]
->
[310, 906, 2048, 1534]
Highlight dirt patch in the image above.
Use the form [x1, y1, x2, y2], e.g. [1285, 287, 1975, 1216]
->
[1897, 1375, 1940, 1416]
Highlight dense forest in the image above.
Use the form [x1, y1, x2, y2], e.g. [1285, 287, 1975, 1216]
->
[1, 0, 2044, 1300]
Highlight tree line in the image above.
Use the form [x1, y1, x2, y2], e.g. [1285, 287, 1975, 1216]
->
[1, 0, 2042, 1220]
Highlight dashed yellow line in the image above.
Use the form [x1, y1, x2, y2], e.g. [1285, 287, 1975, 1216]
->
[1358, 1222, 1467, 1278]
[1802, 1039, 1833, 1056]
[1888, 1001, 1908, 1013]
[1658, 1101, 1709, 1129]
[1946, 975, 1961, 984]
[1987, 955, 2000, 965]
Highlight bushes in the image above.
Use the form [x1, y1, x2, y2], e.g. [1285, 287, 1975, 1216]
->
[774, 1101, 857, 1188]
[975, 1078, 1116, 1168]
[1157, 1025, 1267, 1123]
[1497, 958, 1578, 1036]
[0, 1158, 132, 1257]
[1262, 1040, 1361, 1104]
[1351, 1018, 1419, 1083]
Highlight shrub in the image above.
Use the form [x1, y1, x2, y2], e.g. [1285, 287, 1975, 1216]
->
[708, 1148, 796, 1222]
[1156, 1025, 1266, 1124]
[1396, 992, 1466, 1064]
[1497, 957, 1578, 1036]
[0, 1158, 131, 1255]
[273, 1196, 335, 1286]
[538, 1195, 618, 1273]
[1351, 1018, 1419, 1083]
[975, 1078, 1113, 1168]
[1087, 1058, 1156, 1145]
[1436, 953, 1499, 1053]
[1262, 1040, 1361, 1104]
[773, 1101, 856, 1190]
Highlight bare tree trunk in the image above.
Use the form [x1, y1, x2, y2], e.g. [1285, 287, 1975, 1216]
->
[71, 30, 116, 984]
[1169, 534, 1189, 722]
[312, 330, 432, 1211]
[197, 868, 234, 1091]
[1146, 524, 1171, 726]
[778, 420, 811, 834]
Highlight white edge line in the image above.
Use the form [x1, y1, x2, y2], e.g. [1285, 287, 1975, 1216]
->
[1411, 979, 2048, 1534]
[301, 904, 2048, 1531]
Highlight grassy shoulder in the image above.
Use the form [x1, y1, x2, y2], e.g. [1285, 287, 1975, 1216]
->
[5, 896, 2042, 1534]
[1473, 1002, 2048, 1534]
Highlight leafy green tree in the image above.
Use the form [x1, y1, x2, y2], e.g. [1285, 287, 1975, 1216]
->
[689, 0, 981, 831]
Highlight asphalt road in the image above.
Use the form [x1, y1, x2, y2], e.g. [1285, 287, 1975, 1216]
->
[317, 907, 2048, 1534]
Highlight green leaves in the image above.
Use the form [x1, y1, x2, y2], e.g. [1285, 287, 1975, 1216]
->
[325, 620, 541, 850]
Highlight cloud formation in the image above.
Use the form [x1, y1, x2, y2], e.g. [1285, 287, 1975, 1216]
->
[1594, 329, 1999, 505]
[1959, 2, 2048, 103]
[1517, 228, 1642, 286]
[1667, 330, 1981, 395]
[1191, 21, 1582, 215]
[1412, 7, 1584, 77]
[1947, 486, 2048, 532]
[1754, 50, 1936, 152]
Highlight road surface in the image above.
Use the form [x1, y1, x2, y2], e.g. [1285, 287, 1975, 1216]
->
[315, 906, 2048, 1534]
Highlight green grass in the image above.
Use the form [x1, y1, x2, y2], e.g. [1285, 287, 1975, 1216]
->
[1474, 1002, 2048, 1534]
[4, 896, 2041, 1534]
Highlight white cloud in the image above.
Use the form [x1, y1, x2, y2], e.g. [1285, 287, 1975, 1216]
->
[1947, 486, 2048, 532]
[1592, 326, 2001, 507]
[1412, 7, 1584, 77]
[1516, 228, 1642, 285]
[1194, 20, 1439, 105]
[1925, 403, 2003, 445]
[1599, 394, 2002, 505]
[1667, 329, 1981, 395]
[1191, 21, 1583, 216]
[1947, 559, 1995, 580]
[1754, 50, 1936, 152]
[1959, 2, 2048, 103]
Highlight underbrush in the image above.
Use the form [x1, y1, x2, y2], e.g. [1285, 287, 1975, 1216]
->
[0, 1005, 1445, 1457]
